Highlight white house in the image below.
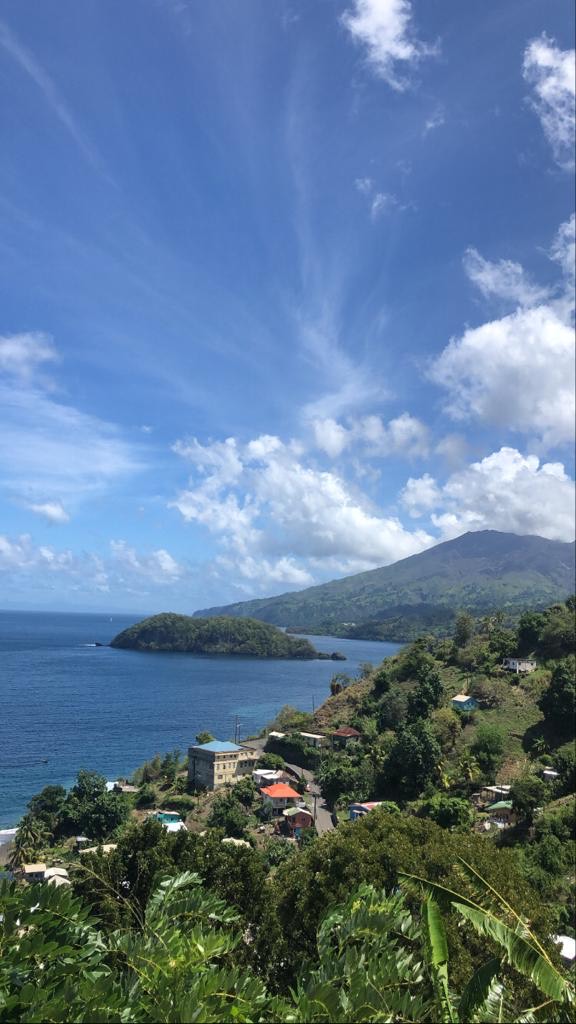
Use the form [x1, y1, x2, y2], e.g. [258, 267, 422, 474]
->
[502, 657, 537, 674]
[20, 863, 46, 882]
[299, 731, 325, 749]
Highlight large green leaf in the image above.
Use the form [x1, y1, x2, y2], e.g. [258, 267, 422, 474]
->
[422, 897, 456, 1024]
[458, 957, 501, 1021]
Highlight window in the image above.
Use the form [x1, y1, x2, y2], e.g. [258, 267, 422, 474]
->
[217, 774, 223, 780]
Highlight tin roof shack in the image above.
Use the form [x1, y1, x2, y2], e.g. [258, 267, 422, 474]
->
[282, 805, 314, 836]
[332, 726, 362, 749]
[486, 800, 516, 827]
[188, 739, 258, 791]
[451, 694, 478, 712]
[20, 863, 46, 882]
[349, 801, 383, 821]
[502, 657, 537, 674]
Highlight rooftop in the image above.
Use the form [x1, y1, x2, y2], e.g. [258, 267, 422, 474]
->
[452, 694, 475, 703]
[260, 783, 301, 799]
[21, 863, 46, 873]
[283, 805, 313, 818]
[192, 740, 243, 753]
[487, 800, 513, 811]
[332, 726, 361, 737]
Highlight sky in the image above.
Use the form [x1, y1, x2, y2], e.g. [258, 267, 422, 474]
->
[0, 0, 574, 613]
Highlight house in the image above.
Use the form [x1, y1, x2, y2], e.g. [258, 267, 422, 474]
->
[260, 782, 302, 816]
[282, 806, 314, 836]
[113, 782, 139, 794]
[20, 863, 46, 882]
[79, 843, 118, 856]
[252, 768, 291, 787]
[267, 731, 286, 740]
[486, 800, 516, 825]
[187, 739, 259, 790]
[480, 784, 511, 804]
[542, 768, 559, 782]
[299, 732, 326, 749]
[222, 837, 251, 849]
[502, 657, 537, 674]
[451, 694, 478, 712]
[45, 868, 71, 888]
[332, 726, 362, 749]
[349, 801, 383, 821]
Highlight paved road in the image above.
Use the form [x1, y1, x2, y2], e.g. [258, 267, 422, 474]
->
[304, 781, 335, 835]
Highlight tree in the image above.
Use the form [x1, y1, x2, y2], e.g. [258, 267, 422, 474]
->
[61, 769, 129, 840]
[195, 731, 214, 745]
[372, 665, 390, 697]
[510, 775, 547, 825]
[517, 611, 545, 655]
[258, 752, 285, 770]
[470, 724, 505, 779]
[377, 690, 407, 731]
[26, 785, 67, 839]
[135, 783, 156, 808]
[207, 793, 250, 839]
[407, 668, 444, 721]
[418, 794, 474, 831]
[383, 721, 442, 798]
[8, 814, 48, 870]
[538, 656, 576, 731]
[330, 677, 343, 695]
[537, 604, 575, 660]
[430, 708, 460, 752]
[454, 611, 474, 648]
[317, 754, 370, 808]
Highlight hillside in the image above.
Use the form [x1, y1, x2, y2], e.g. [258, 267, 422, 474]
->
[194, 531, 575, 639]
[110, 613, 335, 659]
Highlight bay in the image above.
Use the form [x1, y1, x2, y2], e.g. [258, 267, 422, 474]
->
[0, 610, 402, 827]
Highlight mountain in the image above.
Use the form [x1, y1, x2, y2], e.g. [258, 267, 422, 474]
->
[194, 531, 575, 640]
[110, 613, 343, 659]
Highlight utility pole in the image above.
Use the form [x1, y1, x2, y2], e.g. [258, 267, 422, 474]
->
[313, 792, 317, 825]
[312, 694, 315, 713]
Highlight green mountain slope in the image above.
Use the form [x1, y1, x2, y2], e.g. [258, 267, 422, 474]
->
[194, 531, 575, 639]
[110, 613, 329, 658]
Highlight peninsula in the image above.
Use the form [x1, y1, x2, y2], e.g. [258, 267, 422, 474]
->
[110, 612, 344, 660]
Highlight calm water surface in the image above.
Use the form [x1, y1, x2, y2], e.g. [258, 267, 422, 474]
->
[0, 610, 402, 826]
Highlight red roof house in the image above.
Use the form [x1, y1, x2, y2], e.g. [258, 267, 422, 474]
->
[260, 782, 302, 815]
[332, 725, 362, 748]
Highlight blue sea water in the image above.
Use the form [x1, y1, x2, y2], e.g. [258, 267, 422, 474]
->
[0, 610, 402, 827]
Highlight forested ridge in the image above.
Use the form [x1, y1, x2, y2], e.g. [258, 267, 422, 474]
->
[110, 613, 322, 658]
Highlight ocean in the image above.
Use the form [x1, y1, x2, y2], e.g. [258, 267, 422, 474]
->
[0, 610, 402, 827]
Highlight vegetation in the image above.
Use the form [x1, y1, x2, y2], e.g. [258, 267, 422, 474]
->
[1, 862, 573, 1022]
[194, 530, 575, 640]
[111, 613, 325, 658]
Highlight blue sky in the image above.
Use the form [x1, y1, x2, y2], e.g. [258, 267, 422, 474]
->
[0, 0, 574, 612]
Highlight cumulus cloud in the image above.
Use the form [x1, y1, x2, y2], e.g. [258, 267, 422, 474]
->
[26, 501, 70, 524]
[523, 34, 575, 169]
[312, 412, 429, 459]
[431, 217, 575, 450]
[463, 248, 551, 307]
[171, 433, 434, 590]
[0, 534, 185, 595]
[342, 0, 435, 91]
[401, 447, 575, 543]
[110, 540, 184, 583]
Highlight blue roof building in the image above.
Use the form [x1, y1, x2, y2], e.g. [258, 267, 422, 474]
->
[188, 738, 258, 790]
[451, 694, 478, 712]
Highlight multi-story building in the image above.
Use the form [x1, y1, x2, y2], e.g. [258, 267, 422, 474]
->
[187, 739, 258, 790]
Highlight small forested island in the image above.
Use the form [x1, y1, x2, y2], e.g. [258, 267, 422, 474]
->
[110, 612, 345, 659]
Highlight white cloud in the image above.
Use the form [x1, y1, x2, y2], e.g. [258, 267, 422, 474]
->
[431, 219, 576, 450]
[26, 501, 70, 524]
[311, 412, 429, 459]
[401, 447, 575, 542]
[342, 0, 435, 91]
[550, 212, 575, 290]
[523, 34, 575, 169]
[463, 248, 550, 307]
[171, 432, 434, 589]
[355, 176, 374, 194]
[0, 332, 58, 381]
[110, 540, 184, 583]
[423, 106, 445, 135]
[371, 191, 398, 218]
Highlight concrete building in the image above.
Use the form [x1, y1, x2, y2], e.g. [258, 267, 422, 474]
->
[502, 657, 537, 674]
[299, 731, 326, 749]
[21, 863, 46, 882]
[188, 739, 258, 790]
